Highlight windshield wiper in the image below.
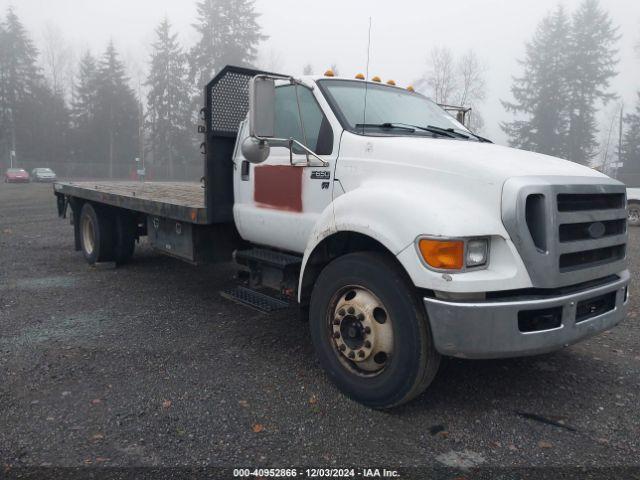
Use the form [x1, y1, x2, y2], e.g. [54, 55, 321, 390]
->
[425, 125, 469, 139]
[355, 123, 416, 132]
[424, 125, 492, 143]
[355, 122, 457, 138]
[466, 132, 493, 143]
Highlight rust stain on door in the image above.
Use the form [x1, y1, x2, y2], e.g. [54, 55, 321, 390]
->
[254, 165, 303, 212]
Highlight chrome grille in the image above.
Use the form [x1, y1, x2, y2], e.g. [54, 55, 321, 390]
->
[502, 176, 628, 288]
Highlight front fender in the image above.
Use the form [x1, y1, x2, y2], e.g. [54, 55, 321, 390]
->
[299, 181, 533, 297]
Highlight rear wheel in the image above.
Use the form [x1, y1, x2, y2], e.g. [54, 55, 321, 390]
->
[309, 252, 441, 409]
[79, 203, 114, 264]
[628, 202, 640, 227]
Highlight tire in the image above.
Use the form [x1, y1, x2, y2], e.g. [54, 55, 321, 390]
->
[79, 203, 114, 264]
[113, 212, 136, 265]
[628, 202, 640, 227]
[309, 252, 441, 409]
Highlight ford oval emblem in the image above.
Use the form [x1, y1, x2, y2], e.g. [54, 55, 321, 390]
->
[587, 222, 606, 239]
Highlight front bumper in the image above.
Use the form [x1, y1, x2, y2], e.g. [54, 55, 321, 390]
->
[424, 271, 629, 359]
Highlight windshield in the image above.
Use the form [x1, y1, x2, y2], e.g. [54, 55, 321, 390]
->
[319, 79, 470, 137]
[8, 169, 26, 174]
[36, 168, 53, 173]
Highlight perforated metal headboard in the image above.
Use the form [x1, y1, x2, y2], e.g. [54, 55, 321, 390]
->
[205, 65, 283, 138]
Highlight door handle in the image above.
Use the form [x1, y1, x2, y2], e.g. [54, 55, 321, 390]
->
[241, 161, 250, 181]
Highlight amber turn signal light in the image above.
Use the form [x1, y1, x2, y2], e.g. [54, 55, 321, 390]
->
[418, 239, 464, 270]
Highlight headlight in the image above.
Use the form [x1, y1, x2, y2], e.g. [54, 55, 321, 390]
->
[466, 239, 489, 267]
[417, 237, 490, 271]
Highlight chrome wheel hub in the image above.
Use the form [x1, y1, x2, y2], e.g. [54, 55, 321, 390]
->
[331, 287, 393, 373]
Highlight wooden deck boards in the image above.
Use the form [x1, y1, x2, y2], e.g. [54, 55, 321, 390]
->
[55, 181, 208, 224]
[65, 181, 205, 207]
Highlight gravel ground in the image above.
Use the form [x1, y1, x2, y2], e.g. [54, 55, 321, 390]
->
[0, 182, 639, 471]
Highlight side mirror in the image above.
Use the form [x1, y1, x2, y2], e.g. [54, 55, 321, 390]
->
[249, 76, 276, 139]
[241, 137, 271, 164]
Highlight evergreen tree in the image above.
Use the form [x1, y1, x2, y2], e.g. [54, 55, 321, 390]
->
[94, 42, 139, 178]
[15, 81, 70, 169]
[0, 7, 70, 170]
[146, 18, 193, 179]
[189, 0, 267, 99]
[0, 7, 41, 167]
[70, 52, 100, 169]
[565, 0, 619, 164]
[501, 6, 571, 158]
[0, 19, 8, 165]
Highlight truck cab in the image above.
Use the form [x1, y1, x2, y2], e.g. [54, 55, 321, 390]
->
[235, 70, 629, 405]
[54, 67, 630, 408]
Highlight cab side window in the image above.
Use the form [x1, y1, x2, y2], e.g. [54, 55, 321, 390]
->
[274, 85, 333, 155]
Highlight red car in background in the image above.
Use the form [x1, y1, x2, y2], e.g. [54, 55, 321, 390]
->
[4, 168, 30, 183]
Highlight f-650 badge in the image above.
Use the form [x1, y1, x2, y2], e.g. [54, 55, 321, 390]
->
[311, 171, 331, 180]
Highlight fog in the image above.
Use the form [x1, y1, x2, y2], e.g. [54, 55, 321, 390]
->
[2, 0, 638, 145]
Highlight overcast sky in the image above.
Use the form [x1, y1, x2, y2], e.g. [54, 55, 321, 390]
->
[1, 0, 639, 144]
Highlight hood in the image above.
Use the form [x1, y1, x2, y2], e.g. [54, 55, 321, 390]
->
[343, 135, 607, 185]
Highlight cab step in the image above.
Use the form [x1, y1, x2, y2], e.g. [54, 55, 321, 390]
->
[234, 248, 302, 269]
[220, 286, 291, 313]
[234, 248, 302, 294]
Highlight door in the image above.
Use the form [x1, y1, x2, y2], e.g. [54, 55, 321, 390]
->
[234, 83, 338, 253]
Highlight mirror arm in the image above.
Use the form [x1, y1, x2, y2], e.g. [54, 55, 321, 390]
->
[287, 138, 329, 167]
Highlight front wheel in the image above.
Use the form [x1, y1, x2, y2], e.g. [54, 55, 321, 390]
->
[309, 252, 440, 409]
[628, 202, 640, 227]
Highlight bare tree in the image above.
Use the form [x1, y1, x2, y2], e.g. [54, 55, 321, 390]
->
[415, 47, 487, 132]
[455, 50, 486, 107]
[598, 102, 624, 174]
[41, 22, 74, 97]
[302, 63, 314, 75]
[454, 50, 487, 131]
[420, 46, 457, 104]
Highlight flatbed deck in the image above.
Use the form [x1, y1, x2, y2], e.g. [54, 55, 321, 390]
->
[54, 181, 208, 224]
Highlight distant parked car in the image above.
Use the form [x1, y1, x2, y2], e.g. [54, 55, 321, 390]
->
[4, 168, 30, 183]
[31, 167, 57, 183]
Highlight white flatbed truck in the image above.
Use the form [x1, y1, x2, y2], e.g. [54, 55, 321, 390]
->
[54, 66, 630, 408]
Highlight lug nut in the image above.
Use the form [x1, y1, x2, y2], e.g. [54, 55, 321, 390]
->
[357, 313, 364, 321]
[348, 307, 355, 315]
[338, 309, 346, 316]
[339, 344, 346, 352]
[364, 341, 372, 348]
[358, 351, 365, 358]
[333, 319, 340, 326]
[348, 352, 355, 359]
[364, 327, 372, 334]
[333, 332, 341, 339]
